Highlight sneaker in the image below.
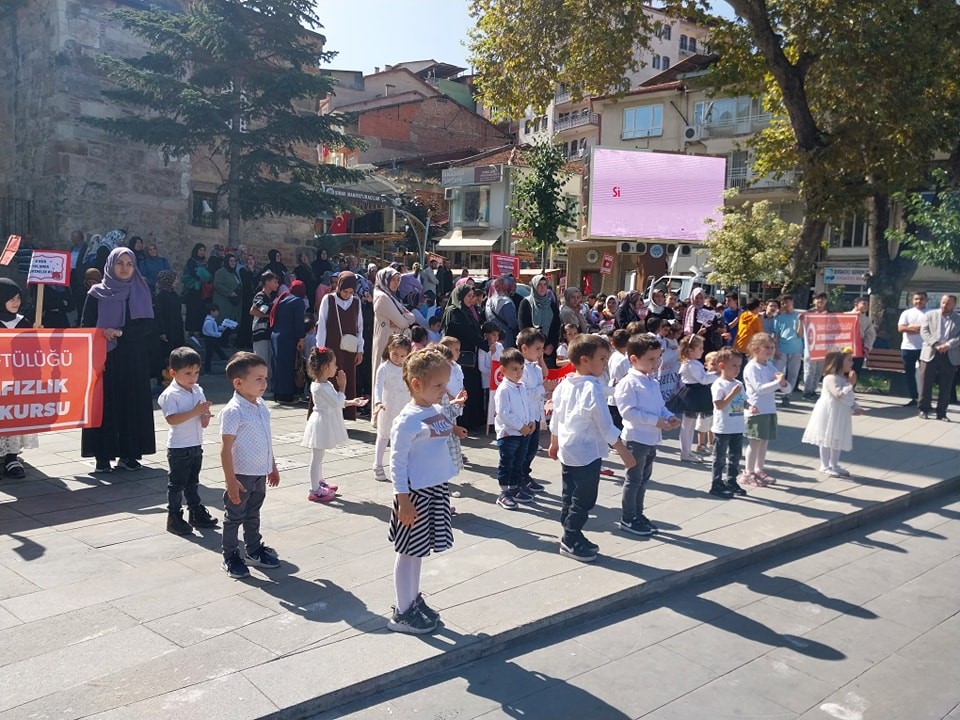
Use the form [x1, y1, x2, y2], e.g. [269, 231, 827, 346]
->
[245, 544, 280, 569]
[413, 593, 440, 623]
[166, 511, 193, 535]
[116, 458, 142, 471]
[3, 458, 26, 479]
[903, 398, 918, 407]
[739, 472, 761, 487]
[188, 505, 219, 528]
[801, 392, 818, 401]
[387, 604, 437, 635]
[680, 454, 704, 463]
[319, 481, 339, 492]
[709, 483, 735, 498]
[780, 395, 792, 407]
[496, 492, 518, 510]
[754, 471, 774, 486]
[221, 552, 250, 579]
[831, 466, 851, 477]
[512, 487, 536, 504]
[559, 539, 597, 562]
[579, 534, 599, 553]
[637, 515, 659, 534]
[822, 467, 842, 478]
[307, 488, 336, 503]
[525, 479, 545, 492]
[373, 466, 389, 482]
[619, 518, 655, 536]
[695, 444, 708, 455]
[726, 480, 748, 496]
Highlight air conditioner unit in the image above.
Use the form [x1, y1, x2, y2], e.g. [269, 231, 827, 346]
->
[683, 125, 705, 143]
[617, 241, 648, 255]
[443, 187, 459, 201]
[680, 244, 692, 256]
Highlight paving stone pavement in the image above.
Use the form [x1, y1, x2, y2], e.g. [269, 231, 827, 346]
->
[0, 373, 958, 719]
[312, 495, 960, 720]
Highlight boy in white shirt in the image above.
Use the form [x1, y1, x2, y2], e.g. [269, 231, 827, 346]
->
[607, 329, 631, 429]
[494, 349, 535, 509]
[614, 334, 679, 537]
[711, 348, 749, 498]
[157, 347, 219, 535]
[517, 328, 555, 494]
[549, 335, 636, 562]
[201, 302, 228, 373]
[426, 316, 443, 344]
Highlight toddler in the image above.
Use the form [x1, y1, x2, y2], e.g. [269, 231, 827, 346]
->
[668, 335, 718, 462]
[802, 349, 865, 477]
[494, 348, 535, 509]
[710, 348, 748, 498]
[373, 334, 413, 481]
[743, 333, 789, 485]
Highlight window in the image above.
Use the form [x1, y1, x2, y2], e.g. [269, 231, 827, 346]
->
[688, 37, 697, 53]
[622, 104, 663, 139]
[569, 140, 578, 157]
[661, 56, 670, 70]
[679, 35, 688, 51]
[454, 186, 491, 227]
[533, 117, 541, 133]
[191, 192, 218, 229]
[829, 213, 869, 248]
[524, 120, 532, 134]
[694, 96, 768, 131]
[662, 25, 671, 40]
[652, 54, 661, 70]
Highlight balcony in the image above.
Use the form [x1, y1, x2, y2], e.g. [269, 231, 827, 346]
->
[726, 168, 798, 192]
[701, 113, 773, 138]
[555, 112, 600, 132]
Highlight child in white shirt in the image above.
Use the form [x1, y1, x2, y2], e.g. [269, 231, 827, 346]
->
[493, 348, 535, 509]
[518, 327, 555, 494]
[607, 329, 631, 430]
[710, 348, 749, 498]
[201, 303, 228, 373]
[668, 335, 718, 462]
[743, 333, 788, 485]
[479, 322, 504, 428]
[373, 334, 413, 482]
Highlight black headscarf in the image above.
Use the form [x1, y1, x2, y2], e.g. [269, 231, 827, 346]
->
[0, 278, 23, 323]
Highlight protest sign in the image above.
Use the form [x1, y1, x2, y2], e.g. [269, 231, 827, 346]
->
[27, 251, 71, 286]
[801, 312, 863, 360]
[600, 253, 615, 276]
[1, 235, 21, 266]
[0, 329, 106, 436]
[490, 253, 520, 278]
[490, 359, 504, 390]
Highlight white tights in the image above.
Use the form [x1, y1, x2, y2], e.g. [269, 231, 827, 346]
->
[679, 416, 697, 457]
[745, 439, 768, 474]
[819, 446, 841, 470]
[374, 435, 389, 470]
[394, 553, 422, 614]
[309, 449, 325, 491]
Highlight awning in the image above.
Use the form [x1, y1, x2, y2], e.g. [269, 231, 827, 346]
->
[435, 229, 502, 251]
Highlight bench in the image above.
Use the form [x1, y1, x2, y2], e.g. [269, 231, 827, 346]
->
[862, 348, 908, 396]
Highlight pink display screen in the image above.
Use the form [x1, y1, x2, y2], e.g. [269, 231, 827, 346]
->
[588, 148, 726, 241]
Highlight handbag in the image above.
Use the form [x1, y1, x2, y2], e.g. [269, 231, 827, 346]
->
[334, 296, 359, 353]
[458, 350, 477, 368]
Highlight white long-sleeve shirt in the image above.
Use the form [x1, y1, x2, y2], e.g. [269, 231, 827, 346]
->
[521, 359, 546, 423]
[389, 402, 457, 494]
[494, 378, 532, 438]
[607, 350, 631, 406]
[315, 294, 364, 353]
[744, 359, 782, 415]
[479, 341, 504, 390]
[549, 374, 621, 467]
[678, 359, 718, 386]
[615, 369, 675, 446]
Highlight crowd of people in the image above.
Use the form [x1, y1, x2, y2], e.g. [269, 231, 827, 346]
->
[3, 229, 960, 636]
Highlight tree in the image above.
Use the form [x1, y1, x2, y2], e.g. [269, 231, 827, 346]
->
[888, 171, 960, 274]
[703, 197, 800, 288]
[509, 142, 578, 268]
[88, 0, 366, 245]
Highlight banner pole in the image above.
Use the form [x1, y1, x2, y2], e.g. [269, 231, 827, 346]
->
[33, 284, 45, 329]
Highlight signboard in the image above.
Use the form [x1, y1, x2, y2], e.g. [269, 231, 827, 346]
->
[823, 267, 867, 286]
[599, 253, 615, 276]
[490, 252, 520, 278]
[27, 250, 71, 286]
[800, 312, 863, 360]
[441, 165, 503, 187]
[323, 186, 395, 206]
[427, 252, 447, 265]
[0, 329, 107, 435]
[1, 235, 21, 266]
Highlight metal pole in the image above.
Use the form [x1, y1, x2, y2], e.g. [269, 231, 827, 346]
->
[421, 212, 431, 268]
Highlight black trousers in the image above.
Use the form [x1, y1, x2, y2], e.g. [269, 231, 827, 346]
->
[167, 446, 203, 513]
[203, 336, 227, 372]
[901, 349, 921, 401]
[712, 433, 743, 486]
[919, 354, 958, 418]
[222, 474, 266, 558]
[560, 458, 601, 545]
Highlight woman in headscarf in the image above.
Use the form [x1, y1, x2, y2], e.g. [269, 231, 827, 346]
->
[138, 242, 171, 293]
[81, 247, 156, 473]
[213, 253, 242, 334]
[293, 251, 316, 308]
[316, 271, 365, 420]
[485, 275, 520, 349]
[0, 279, 39, 478]
[311, 248, 333, 279]
[559, 286, 589, 333]
[270, 279, 307, 403]
[126, 235, 146, 265]
[181, 243, 210, 334]
[265, 249, 288, 287]
[647, 288, 676, 322]
[442, 284, 488, 430]
[682, 287, 708, 338]
[237, 254, 259, 349]
[616, 290, 648, 330]
[519, 274, 561, 367]
[372, 267, 415, 390]
[153, 269, 184, 388]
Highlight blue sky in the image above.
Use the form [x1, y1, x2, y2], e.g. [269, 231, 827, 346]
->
[313, 1, 736, 75]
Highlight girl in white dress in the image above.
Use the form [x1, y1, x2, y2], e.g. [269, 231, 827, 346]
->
[373, 334, 413, 482]
[302, 346, 368, 502]
[802, 349, 865, 477]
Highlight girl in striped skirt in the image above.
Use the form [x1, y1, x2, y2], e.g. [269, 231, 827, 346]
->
[387, 348, 466, 634]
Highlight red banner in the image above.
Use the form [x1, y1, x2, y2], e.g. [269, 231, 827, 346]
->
[800, 312, 863, 361]
[546, 363, 575, 382]
[490, 360, 504, 390]
[490, 252, 520, 278]
[0, 329, 107, 436]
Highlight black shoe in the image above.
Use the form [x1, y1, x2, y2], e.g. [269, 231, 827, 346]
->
[709, 483, 735, 498]
[166, 511, 193, 535]
[938, 416, 951, 422]
[221, 552, 250, 579]
[525, 479, 545, 493]
[919, 411, 930, 420]
[92, 462, 113, 474]
[903, 399, 918, 407]
[496, 492, 518, 510]
[637, 514, 659, 535]
[116, 458, 142, 471]
[780, 395, 791, 406]
[188, 505, 220, 528]
[413, 592, 440, 623]
[3, 457, 26, 479]
[801, 392, 817, 401]
[387, 603, 437, 634]
[619, 518, 654, 537]
[726, 480, 748, 496]
[245, 543, 280, 569]
[579, 534, 599, 553]
[560, 539, 597, 562]
[512, 488, 536, 504]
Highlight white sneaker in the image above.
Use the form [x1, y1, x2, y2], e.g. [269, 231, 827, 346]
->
[822, 467, 842, 477]
[831, 466, 851, 477]
[373, 466, 388, 482]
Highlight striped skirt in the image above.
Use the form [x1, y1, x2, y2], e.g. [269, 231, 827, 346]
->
[388, 483, 454, 557]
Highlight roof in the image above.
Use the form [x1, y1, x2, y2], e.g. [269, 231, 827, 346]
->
[591, 81, 684, 104]
[639, 54, 719, 86]
[392, 60, 467, 80]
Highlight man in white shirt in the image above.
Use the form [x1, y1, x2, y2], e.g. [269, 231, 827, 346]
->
[897, 291, 927, 406]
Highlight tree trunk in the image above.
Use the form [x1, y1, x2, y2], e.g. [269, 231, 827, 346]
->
[783, 216, 826, 303]
[867, 193, 917, 344]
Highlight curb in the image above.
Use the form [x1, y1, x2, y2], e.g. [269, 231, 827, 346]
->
[266, 473, 960, 719]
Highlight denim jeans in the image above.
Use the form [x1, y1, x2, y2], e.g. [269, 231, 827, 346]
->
[520, 420, 541, 483]
[712, 433, 743, 486]
[560, 459, 601, 545]
[901, 349, 921, 400]
[222, 474, 266, 558]
[497, 434, 525, 490]
[622, 441, 656, 523]
[167, 446, 203, 513]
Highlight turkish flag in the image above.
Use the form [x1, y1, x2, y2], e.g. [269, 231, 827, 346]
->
[330, 213, 350, 234]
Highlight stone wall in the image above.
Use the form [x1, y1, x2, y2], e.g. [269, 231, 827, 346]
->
[0, 0, 318, 275]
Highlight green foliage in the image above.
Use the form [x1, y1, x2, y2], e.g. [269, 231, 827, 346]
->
[509, 143, 578, 257]
[704, 198, 800, 287]
[87, 0, 366, 243]
[889, 170, 960, 274]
